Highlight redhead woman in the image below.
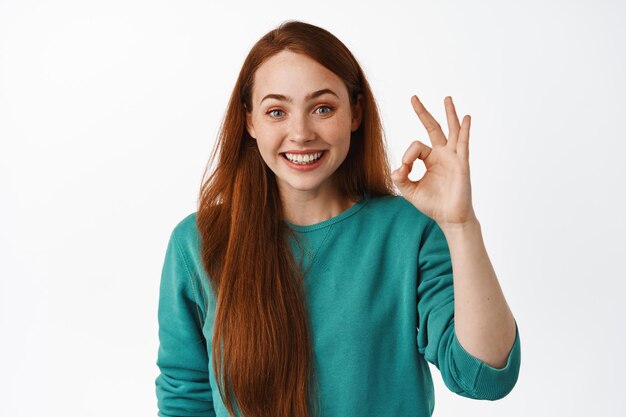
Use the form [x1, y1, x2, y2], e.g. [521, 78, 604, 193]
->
[155, 20, 521, 417]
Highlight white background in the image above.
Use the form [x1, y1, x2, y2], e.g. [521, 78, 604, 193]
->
[1, 1, 625, 416]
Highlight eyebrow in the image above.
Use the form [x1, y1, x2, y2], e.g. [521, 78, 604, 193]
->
[260, 88, 339, 104]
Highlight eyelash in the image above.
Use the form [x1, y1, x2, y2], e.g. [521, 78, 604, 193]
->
[266, 105, 334, 118]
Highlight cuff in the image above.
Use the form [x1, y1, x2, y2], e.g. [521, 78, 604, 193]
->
[450, 320, 521, 400]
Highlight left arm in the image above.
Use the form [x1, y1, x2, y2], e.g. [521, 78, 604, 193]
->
[440, 218, 516, 369]
[393, 94, 517, 369]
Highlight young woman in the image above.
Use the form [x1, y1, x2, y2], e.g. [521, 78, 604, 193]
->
[155, 20, 521, 417]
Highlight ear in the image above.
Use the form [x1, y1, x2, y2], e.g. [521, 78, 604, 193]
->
[351, 94, 364, 132]
[245, 107, 257, 139]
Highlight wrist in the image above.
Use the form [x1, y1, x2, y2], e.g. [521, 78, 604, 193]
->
[439, 216, 481, 236]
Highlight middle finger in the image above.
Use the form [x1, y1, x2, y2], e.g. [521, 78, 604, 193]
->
[444, 96, 461, 147]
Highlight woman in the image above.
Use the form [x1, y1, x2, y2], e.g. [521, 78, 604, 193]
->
[155, 20, 521, 417]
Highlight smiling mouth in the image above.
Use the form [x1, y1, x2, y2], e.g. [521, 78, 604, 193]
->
[281, 151, 326, 165]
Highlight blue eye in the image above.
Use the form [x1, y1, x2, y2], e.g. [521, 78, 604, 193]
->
[315, 106, 333, 115]
[267, 109, 284, 118]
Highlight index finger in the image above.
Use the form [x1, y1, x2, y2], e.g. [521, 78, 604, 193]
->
[411, 95, 447, 147]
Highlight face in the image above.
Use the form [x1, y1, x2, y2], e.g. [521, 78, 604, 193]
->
[245, 50, 362, 200]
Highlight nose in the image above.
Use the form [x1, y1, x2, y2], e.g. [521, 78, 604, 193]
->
[289, 113, 314, 144]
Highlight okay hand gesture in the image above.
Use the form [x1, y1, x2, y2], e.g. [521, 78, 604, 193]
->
[392, 95, 478, 229]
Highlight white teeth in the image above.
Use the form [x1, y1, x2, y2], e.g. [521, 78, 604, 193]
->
[284, 152, 323, 164]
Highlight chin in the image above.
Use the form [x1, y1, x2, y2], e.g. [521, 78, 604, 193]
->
[285, 181, 325, 193]
[277, 176, 330, 194]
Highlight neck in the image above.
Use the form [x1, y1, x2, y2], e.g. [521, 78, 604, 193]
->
[279, 185, 356, 227]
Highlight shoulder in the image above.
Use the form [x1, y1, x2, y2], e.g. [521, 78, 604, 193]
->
[364, 194, 434, 227]
[171, 211, 198, 238]
[350, 194, 437, 246]
[165, 211, 214, 292]
[168, 211, 202, 263]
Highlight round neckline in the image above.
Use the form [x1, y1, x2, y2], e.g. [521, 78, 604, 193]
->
[284, 194, 369, 233]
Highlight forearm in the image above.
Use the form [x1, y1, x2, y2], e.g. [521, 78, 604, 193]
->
[440, 218, 517, 369]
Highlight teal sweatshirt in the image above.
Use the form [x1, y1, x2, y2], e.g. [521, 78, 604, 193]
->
[155, 194, 521, 417]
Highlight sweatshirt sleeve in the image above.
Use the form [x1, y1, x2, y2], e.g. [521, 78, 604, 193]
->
[155, 228, 217, 417]
[416, 218, 521, 400]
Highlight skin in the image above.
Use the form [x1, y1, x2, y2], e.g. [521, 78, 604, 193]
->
[247, 50, 516, 368]
[392, 96, 517, 368]
[245, 50, 363, 226]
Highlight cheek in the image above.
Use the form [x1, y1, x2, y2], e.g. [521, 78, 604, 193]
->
[256, 141, 276, 162]
[252, 131, 282, 165]
[321, 115, 352, 143]
[253, 126, 279, 148]
[336, 123, 354, 153]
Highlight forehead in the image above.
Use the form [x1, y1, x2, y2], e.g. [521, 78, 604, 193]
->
[252, 50, 348, 102]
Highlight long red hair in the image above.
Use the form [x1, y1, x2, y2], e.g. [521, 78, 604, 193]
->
[197, 20, 394, 417]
